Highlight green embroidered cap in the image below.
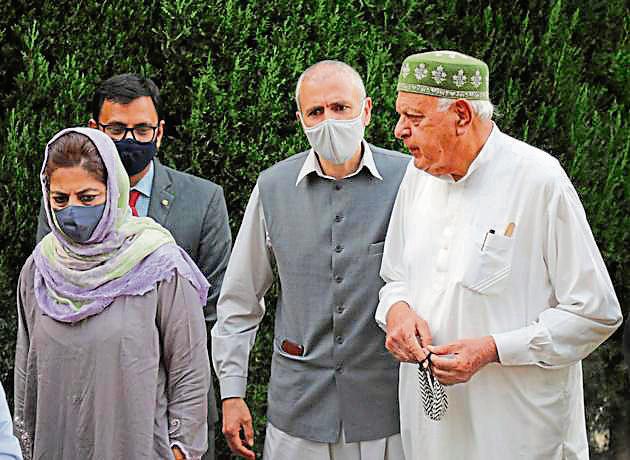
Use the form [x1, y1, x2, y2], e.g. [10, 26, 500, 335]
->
[397, 51, 489, 101]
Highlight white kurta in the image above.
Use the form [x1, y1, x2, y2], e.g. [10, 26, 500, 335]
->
[376, 125, 622, 460]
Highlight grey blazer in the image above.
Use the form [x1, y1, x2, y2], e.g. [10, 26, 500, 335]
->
[36, 158, 232, 426]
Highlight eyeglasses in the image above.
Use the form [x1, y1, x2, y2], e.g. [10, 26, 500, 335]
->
[98, 123, 158, 142]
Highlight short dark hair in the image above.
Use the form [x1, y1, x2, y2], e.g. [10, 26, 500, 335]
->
[45, 132, 107, 185]
[91, 73, 162, 122]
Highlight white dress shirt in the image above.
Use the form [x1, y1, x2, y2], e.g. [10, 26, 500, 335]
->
[376, 125, 622, 460]
[0, 383, 22, 459]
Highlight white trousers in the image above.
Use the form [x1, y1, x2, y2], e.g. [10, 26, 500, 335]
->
[262, 422, 405, 460]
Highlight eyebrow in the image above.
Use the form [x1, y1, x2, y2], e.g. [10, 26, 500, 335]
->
[102, 120, 155, 127]
[305, 104, 323, 112]
[329, 100, 353, 105]
[305, 100, 354, 113]
[397, 106, 424, 116]
[51, 187, 101, 194]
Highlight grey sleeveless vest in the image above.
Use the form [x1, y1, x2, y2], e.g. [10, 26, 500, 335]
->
[258, 145, 409, 443]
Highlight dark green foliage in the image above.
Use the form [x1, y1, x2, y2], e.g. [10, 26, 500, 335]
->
[0, 0, 627, 457]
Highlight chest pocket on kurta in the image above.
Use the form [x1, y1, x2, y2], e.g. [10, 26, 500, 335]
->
[459, 225, 514, 295]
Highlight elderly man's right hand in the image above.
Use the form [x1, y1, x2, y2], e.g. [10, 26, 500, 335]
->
[222, 397, 256, 459]
[385, 301, 432, 362]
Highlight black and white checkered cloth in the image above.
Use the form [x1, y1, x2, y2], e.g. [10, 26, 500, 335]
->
[418, 353, 448, 421]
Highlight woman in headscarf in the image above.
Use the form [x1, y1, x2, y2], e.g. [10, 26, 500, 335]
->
[14, 127, 211, 460]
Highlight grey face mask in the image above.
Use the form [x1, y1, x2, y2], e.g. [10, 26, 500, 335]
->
[54, 204, 105, 243]
[300, 100, 366, 165]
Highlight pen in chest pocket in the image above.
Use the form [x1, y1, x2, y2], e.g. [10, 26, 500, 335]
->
[481, 222, 516, 251]
[481, 229, 495, 251]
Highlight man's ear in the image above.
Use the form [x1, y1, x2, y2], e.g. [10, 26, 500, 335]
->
[452, 99, 473, 135]
[88, 119, 98, 129]
[363, 96, 373, 127]
[156, 120, 166, 149]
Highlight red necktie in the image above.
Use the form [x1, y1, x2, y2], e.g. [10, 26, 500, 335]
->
[129, 190, 141, 217]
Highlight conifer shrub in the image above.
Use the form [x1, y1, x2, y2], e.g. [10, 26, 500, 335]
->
[0, 0, 627, 456]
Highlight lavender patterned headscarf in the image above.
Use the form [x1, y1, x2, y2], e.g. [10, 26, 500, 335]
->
[33, 127, 209, 323]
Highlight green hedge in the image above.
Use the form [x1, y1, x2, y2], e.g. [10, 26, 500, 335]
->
[0, 0, 627, 457]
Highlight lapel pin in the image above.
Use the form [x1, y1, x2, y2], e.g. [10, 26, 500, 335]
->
[161, 199, 169, 207]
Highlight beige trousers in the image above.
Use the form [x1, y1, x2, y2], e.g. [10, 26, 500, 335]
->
[263, 422, 405, 460]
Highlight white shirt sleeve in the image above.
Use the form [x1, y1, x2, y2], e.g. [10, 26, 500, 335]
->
[375, 170, 413, 331]
[0, 383, 22, 460]
[211, 183, 274, 399]
[493, 174, 622, 367]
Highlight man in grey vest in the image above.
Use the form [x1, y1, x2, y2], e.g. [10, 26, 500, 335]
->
[212, 61, 409, 460]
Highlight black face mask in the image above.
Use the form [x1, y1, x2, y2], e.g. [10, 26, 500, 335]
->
[114, 139, 158, 176]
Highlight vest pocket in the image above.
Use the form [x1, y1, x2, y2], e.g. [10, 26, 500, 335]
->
[460, 225, 514, 295]
[269, 350, 306, 404]
[275, 337, 307, 359]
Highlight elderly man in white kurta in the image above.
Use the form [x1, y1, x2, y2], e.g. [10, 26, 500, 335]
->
[375, 51, 622, 460]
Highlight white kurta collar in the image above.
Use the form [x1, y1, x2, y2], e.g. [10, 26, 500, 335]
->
[458, 123, 500, 182]
[295, 140, 383, 186]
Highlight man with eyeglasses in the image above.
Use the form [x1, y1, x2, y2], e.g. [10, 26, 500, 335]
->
[36, 73, 231, 460]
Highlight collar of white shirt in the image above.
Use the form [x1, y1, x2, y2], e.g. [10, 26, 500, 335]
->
[131, 159, 155, 197]
[430, 123, 500, 184]
[295, 140, 383, 186]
